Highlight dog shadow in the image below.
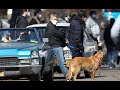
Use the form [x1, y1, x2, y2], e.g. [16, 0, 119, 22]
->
[77, 75, 106, 79]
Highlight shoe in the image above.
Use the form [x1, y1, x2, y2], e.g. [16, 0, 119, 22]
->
[109, 67, 113, 69]
[112, 63, 116, 68]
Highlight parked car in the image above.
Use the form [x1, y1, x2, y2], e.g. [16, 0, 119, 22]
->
[0, 28, 54, 81]
[26, 23, 72, 71]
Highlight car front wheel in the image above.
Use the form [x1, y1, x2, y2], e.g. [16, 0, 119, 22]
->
[29, 71, 41, 81]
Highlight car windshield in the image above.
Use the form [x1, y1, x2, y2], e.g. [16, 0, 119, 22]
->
[0, 29, 40, 43]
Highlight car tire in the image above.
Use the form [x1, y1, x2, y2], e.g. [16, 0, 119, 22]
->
[43, 68, 54, 81]
[29, 71, 41, 81]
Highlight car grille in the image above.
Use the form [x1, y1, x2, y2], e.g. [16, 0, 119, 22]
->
[0, 57, 19, 65]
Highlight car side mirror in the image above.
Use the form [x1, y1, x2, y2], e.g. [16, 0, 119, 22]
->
[42, 38, 49, 47]
[42, 38, 49, 43]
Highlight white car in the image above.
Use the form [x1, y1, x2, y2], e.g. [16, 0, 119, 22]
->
[27, 23, 72, 68]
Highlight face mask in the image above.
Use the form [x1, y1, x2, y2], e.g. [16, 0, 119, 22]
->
[65, 17, 69, 22]
[37, 14, 42, 19]
[52, 20, 58, 25]
[83, 17, 87, 21]
[27, 12, 30, 17]
[92, 14, 96, 18]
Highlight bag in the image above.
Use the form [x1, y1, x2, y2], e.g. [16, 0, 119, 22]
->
[83, 28, 98, 53]
[84, 45, 98, 52]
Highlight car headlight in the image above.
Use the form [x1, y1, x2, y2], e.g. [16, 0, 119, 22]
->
[31, 51, 40, 65]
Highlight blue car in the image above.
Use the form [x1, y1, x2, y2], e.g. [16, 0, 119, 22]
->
[0, 28, 54, 81]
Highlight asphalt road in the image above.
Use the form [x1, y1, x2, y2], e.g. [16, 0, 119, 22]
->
[0, 65, 120, 81]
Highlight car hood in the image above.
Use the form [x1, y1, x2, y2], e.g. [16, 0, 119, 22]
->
[0, 43, 42, 59]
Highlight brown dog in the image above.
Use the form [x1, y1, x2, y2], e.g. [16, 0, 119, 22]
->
[66, 50, 104, 81]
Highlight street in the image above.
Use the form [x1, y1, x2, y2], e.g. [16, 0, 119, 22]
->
[0, 65, 120, 81]
[53, 64, 120, 81]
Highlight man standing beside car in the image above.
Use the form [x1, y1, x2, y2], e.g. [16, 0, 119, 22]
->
[15, 9, 30, 28]
[45, 14, 68, 78]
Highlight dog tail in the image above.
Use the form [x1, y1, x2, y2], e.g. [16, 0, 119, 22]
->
[66, 62, 72, 80]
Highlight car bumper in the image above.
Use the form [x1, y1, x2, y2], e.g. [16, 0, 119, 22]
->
[0, 65, 42, 77]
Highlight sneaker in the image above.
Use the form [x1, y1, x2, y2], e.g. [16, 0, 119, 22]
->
[109, 67, 113, 69]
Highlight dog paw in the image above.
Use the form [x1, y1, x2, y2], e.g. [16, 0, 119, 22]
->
[66, 79, 70, 81]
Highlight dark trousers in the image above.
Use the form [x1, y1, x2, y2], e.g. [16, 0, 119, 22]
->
[68, 43, 83, 58]
[117, 56, 120, 65]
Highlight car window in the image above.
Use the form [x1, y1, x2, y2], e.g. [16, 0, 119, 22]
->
[0, 29, 39, 43]
[36, 27, 46, 38]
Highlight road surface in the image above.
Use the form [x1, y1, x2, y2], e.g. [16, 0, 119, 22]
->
[0, 65, 120, 81]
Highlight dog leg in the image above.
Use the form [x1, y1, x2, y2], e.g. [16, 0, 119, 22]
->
[66, 79, 70, 81]
[66, 64, 73, 80]
[90, 70, 96, 81]
[72, 66, 80, 81]
[90, 72, 94, 81]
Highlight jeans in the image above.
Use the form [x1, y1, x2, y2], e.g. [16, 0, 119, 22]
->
[107, 48, 117, 67]
[53, 47, 68, 77]
[68, 43, 83, 58]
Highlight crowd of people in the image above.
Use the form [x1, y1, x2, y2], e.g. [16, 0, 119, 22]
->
[0, 9, 120, 79]
[45, 10, 120, 79]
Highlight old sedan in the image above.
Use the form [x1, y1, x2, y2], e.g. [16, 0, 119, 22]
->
[0, 28, 54, 81]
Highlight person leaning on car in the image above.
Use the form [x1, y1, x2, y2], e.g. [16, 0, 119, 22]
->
[45, 13, 68, 77]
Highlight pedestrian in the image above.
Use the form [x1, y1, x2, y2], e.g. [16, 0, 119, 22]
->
[66, 10, 88, 78]
[29, 9, 41, 25]
[15, 9, 30, 28]
[84, 10, 101, 56]
[45, 13, 68, 78]
[66, 10, 86, 58]
[83, 10, 101, 77]
[104, 18, 117, 69]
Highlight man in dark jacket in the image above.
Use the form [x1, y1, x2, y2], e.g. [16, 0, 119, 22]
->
[104, 18, 117, 69]
[45, 14, 68, 77]
[15, 9, 30, 28]
[66, 10, 86, 58]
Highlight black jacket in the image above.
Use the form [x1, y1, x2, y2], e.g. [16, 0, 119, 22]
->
[45, 21, 65, 48]
[66, 15, 84, 51]
[104, 23, 116, 49]
[10, 9, 21, 28]
[15, 16, 28, 28]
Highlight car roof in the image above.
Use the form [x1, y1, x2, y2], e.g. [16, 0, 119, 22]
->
[26, 23, 70, 28]
[0, 28, 35, 30]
